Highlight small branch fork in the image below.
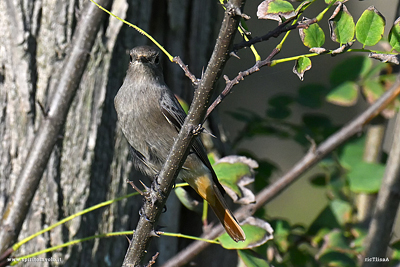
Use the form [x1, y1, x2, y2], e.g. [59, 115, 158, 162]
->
[173, 15, 318, 123]
[173, 56, 200, 86]
[232, 17, 317, 53]
[205, 48, 280, 121]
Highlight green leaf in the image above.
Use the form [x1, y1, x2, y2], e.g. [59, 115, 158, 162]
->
[389, 17, 400, 52]
[309, 174, 328, 187]
[219, 223, 273, 249]
[308, 200, 351, 235]
[330, 199, 352, 226]
[213, 162, 252, 197]
[339, 137, 365, 168]
[362, 79, 385, 104]
[356, 6, 386, 47]
[296, 1, 312, 14]
[267, 95, 293, 119]
[228, 109, 261, 123]
[351, 227, 367, 252]
[297, 84, 328, 108]
[302, 114, 332, 129]
[339, 137, 384, 193]
[299, 23, 325, 48]
[266, 106, 291, 119]
[326, 81, 358, 106]
[392, 240, 400, 260]
[238, 250, 270, 267]
[322, 230, 350, 251]
[268, 95, 293, 106]
[328, 3, 355, 45]
[257, 0, 295, 22]
[330, 56, 372, 87]
[270, 219, 291, 252]
[348, 162, 384, 193]
[293, 57, 312, 81]
[174, 187, 202, 213]
[319, 251, 355, 267]
[325, 0, 348, 4]
[363, 62, 389, 80]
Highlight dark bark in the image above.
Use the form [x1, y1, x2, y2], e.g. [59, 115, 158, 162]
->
[0, 0, 219, 266]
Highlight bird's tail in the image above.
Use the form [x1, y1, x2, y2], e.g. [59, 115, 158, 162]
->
[208, 185, 246, 242]
[184, 173, 246, 242]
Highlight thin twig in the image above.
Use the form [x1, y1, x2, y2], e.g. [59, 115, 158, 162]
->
[205, 48, 280, 121]
[146, 252, 159, 267]
[172, 56, 200, 86]
[205, 17, 319, 121]
[127, 180, 144, 196]
[232, 17, 317, 52]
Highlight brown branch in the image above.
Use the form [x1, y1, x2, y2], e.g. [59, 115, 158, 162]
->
[162, 74, 400, 267]
[232, 17, 317, 52]
[205, 47, 280, 121]
[121, 1, 246, 266]
[173, 56, 200, 86]
[205, 16, 320, 121]
[0, 0, 112, 253]
[205, 17, 321, 121]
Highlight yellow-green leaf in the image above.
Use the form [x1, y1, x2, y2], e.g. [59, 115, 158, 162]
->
[257, 0, 295, 22]
[328, 3, 355, 45]
[299, 22, 325, 48]
[293, 57, 312, 81]
[326, 81, 358, 106]
[356, 6, 385, 47]
[389, 17, 400, 52]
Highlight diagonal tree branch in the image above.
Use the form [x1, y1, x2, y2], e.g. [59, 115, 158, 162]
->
[0, 0, 112, 254]
[162, 74, 400, 267]
[121, 1, 246, 266]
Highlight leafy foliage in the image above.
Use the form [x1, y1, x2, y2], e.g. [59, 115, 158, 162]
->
[11, 0, 400, 266]
[226, 0, 400, 261]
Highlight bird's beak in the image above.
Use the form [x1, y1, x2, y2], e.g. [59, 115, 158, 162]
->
[137, 56, 149, 63]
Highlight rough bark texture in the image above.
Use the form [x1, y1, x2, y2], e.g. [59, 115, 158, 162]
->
[0, 0, 220, 266]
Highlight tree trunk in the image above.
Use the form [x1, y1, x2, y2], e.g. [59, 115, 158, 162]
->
[0, 0, 221, 266]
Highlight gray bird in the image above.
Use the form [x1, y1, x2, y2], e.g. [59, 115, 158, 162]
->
[114, 46, 245, 242]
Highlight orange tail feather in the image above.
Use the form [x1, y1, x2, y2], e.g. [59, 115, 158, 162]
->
[186, 174, 246, 242]
[209, 188, 246, 242]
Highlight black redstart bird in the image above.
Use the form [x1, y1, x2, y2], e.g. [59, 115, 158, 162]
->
[114, 46, 245, 242]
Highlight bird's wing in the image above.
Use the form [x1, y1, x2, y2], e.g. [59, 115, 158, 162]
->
[159, 89, 225, 194]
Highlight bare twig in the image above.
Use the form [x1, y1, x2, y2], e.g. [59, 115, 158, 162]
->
[205, 48, 280, 121]
[0, 247, 13, 267]
[172, 56, 200, 86]
[121, 1, 246, 266]
[127, 180, 144, 196]
[0, 0, 112, 253]
[146, 252, 159, 267]
[162, 75, 400, 267]
[205, 17, 319, 121]
[232, 17, 317, 52]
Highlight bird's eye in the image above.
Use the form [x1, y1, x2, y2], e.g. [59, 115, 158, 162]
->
[154, 55, 160, 64]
